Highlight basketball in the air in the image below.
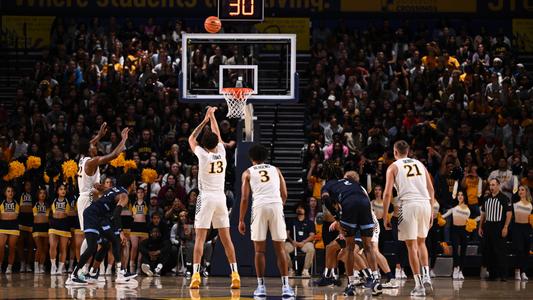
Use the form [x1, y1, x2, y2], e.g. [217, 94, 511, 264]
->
[204, 16, 222, 33]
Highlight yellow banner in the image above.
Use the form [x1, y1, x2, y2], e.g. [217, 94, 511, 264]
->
[341, 0, 476, 13]
[513, 19, 533, 53]
[1, 16, 55, 49]
[255, 17, 309, 51]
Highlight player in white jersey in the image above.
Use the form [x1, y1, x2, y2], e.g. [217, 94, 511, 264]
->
[69, 124, 129, 283]
[238, 144, 295, 298]
[383, 140, 436, 297]
[188, 107, 240, 289]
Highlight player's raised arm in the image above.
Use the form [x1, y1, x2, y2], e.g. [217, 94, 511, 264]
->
[188, 107, 212, 152]
[238, 170, 251, 235]
[86, 127, 130, 175]
[383, 164, 397, 230]
[208, 107, 223, 144]
[90, 122, 108, 146]
[277, 167, 288, 204]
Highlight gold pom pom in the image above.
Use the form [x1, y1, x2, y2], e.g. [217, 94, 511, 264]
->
[437, 213, 447, 227]
[62, 160, 78, 179]
[465, 218, 477, 233]
[141, 168, 158, 184]
[110, 153, 126, 168]
[26, 156, 41, 170]
[123, 160, 137, 172]
[3, 161, 26, 181]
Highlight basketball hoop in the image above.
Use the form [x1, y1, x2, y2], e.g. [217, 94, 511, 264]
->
[221, 87, 254, 119]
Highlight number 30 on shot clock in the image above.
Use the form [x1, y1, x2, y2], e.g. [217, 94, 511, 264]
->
[218, 0, 264, 21]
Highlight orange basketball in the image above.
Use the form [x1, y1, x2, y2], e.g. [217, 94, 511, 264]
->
[204, 16, 222, 33]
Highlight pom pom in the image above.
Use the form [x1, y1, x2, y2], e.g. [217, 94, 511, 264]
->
[3, 161, 26, 181]
[465, 218, 477, 233]
[141, 168, 158, 184]
[26, 156, 41, 170]
[43, 172, 60, 184]
[62, 160, 78, 180]
[437, 212, 447, 227]
[529, 214, 533, 228]
[440, 242, 451, 255]
[110, 152, 126, 168]
[123, 160, 137, 172]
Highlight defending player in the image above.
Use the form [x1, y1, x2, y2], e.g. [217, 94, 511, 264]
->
[238, 144, 295, 298]
[321, 162, 382, 296]
[188, 107, 240, 289]
[383, 140, 436, 297]
[68, 174, 138, 285]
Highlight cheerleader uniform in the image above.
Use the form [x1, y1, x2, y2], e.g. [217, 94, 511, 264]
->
[69, 198, 83, 235]
[130, 200, 148, 238]
[48, 198, 72, 238]
[0, 200, 20, 236]
[512, 200, 532, 280]
[441, 204, 470, 275]
[18, 192, 34, 233]
[32, 202, 50, 238]
[121, 201, 133, 234]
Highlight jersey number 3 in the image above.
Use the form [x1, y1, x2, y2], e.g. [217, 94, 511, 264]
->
[209, 161, 224, 174]
[404, 164, 422, 177]
[259, 170, 270, 182]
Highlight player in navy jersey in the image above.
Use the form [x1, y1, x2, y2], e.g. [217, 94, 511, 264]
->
[320, 161, 382, 296]
[67, 174, 137, 285]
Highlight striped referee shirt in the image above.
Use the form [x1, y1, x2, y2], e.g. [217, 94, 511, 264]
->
[481, 192, 511, 222]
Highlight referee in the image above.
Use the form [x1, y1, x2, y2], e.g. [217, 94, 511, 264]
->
[478, 178, 512, 281]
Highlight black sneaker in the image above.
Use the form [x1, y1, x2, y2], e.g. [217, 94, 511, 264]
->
[343, 284, 356, 296]
[314, 275, 333, 286]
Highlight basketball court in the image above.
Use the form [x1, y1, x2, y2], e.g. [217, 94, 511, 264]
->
[0, 274, 529, 299]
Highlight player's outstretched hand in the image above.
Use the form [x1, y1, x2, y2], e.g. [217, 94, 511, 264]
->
[238, 221, 246, 235]
[120, 127, 130, 140]
[97, 122, 108, 138]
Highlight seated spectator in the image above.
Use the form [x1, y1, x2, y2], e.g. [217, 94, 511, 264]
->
[285, 203, 316, 277]
[139, 226, 173, 276]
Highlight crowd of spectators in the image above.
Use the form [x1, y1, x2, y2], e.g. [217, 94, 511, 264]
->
[302, 19, 532, 275]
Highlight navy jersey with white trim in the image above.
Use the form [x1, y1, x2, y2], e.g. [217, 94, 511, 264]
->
[322, 178, 370, 220]
[92, 186, 128, 216]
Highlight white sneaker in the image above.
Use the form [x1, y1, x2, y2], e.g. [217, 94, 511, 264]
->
[301, 269, 311, 278]
[522, 273, 529, 281]
[141, 264, 153, 277]
[458, 271, 465, 280]
[422, 277, 433, 295]
[400, 269, 408, 279]
[395, 268, 402, 279]
[410, 286, 425, 297]
[51, 264, 58, 275]
[453, 267, 459, 280]
[282, 285, 295, 298]
[429, 269, 436, 278]
[254, 285, 267, 297]
[5, 265, 12, 274]
[515, 271, 522, 281]
[381, 278, 399, 289]
[105, 266, 112, 276]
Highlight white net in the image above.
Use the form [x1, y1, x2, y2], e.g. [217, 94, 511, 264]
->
[222, 87, 254, 118]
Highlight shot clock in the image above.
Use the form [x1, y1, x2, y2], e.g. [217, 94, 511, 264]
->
[218, 0, 264, 21]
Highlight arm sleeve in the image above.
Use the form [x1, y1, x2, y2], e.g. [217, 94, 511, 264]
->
[170, 224, 179, 245]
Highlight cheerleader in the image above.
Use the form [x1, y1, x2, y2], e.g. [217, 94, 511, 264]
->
[441, 191, 471, 280]
[371, 185, 385, 250]
[17, 180, 35, 272]
[67, 197, 83, 273]
[0, 186, 20, 273]
[389, 196, 407, 279]
[48, 183, 72, 275]
[32, 187, 50, 274]
[513, 185, 532, 281]
[129, 186, 148, 274]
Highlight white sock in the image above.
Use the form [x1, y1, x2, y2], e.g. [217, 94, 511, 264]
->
[373, 270, 380, 279]
[34, 262, 39, 271]
[230, 263, 238, 273]
[257, 277, 265, 286]
[422, 266, 430, 278]
[323, 267, 329, 277]
[51, 259, 57, 267]
[331, 268, 337, 279]
[193, 263, 201, 274]
[281, 276, 289, 287]
[349, 275, 357, 285]
[39, 264, 44, 272]
[414, 274, 423, 287]
[116, 263, 122, 273]
[58, 262, 65, 271]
